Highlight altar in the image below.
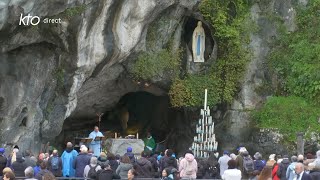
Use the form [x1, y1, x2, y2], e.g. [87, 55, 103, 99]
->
[105, 138, 145, 157]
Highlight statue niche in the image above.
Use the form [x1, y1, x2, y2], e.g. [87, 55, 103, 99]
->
[192, 21, 205, 62]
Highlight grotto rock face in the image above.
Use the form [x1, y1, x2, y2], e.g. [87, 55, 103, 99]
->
[0, 0, 198, 153]
[216, 0, 307, 155]
[0, 0, 307, 156]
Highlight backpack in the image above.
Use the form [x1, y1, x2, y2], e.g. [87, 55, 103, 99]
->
[243, 156, 254, 173]
[88, 165, 98, 179]
[51, 156, 59, 170]
[185, 161, 194, 175]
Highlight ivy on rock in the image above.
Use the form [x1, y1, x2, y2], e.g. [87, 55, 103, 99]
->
[169, 0, 251, 107]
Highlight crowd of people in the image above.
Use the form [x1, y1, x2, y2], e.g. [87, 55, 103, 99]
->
[1, 143, 320, 180]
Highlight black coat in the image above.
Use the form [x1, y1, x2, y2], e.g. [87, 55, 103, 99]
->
[134, 157, 153, 178]
[309, 170, 320, 180]
[0, 155, 7, 176]
[277, 158, 290, 180]
[159, 156, 177, 173]
[301, 172, 312, 180]
[97, 169, 120, 180]
[11, 158, 27, 177]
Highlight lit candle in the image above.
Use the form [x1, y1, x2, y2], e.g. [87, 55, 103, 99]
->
[136, 132, 139, 139]
[115, 133, 117, 139]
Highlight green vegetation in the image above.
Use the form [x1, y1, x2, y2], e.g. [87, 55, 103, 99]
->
[268, 0, 320, 104]
[132, 14, 182, 82]
[132, 48, 182, 80]
[253, 96, 320, 143]
[169, 0, 252, 107]
[61, 4, 87, 20]
[253, 0, 320, 144]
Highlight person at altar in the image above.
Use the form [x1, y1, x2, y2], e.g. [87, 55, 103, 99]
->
[143, 132, 156, 152]
[89, 126, 104, 157]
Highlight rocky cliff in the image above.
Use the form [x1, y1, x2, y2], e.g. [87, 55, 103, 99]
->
[0, 0, 309, 155]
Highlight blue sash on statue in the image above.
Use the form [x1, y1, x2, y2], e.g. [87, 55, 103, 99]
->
[197, 35, 201, 56]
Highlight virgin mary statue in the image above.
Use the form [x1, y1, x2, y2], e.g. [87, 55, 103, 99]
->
[192, 21, 205, 62]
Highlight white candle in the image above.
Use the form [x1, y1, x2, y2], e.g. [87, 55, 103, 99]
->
[208, 117, 212, 125]
[136, 132, 139, 139]
[115, 133, 117, 139]
[206, 126, 208, 141]
[207, 106, 210, 116]
[204, 89, 207, 110]
[201, 133, 204, 142]
[198, 134, 200, 141]
[199, 119, 201, 125]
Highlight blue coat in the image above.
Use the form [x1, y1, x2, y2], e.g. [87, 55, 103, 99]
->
[73, 153, 91, 177]
[61, 149, 78, 177]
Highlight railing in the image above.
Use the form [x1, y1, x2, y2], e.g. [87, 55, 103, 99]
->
[15, 178, 226, 180]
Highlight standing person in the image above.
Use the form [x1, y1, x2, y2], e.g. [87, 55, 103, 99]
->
[47, 150, 63, 177]
[286, 155, 298, 180]
[294, 162, 312, 180]
[258, 166, 272, 180]
[11, 152, 27, 177]
[272, 159, 282, 180]
[24, 166, 37, 180]
[222, 159, 241, 180]
[159, 149, 178, 173]
[0, 148, 7, 176]
[73, 145, 91, 177]
[24, 150, 36, 168]
[127, 168, 137, 180]
[89, 126, 104, 157]
[134, 151, 153, 178]
[309, 162, 320, 179]
[61, 142, 78, 177]
[3, 171, 15, 180]
[107, 153, 119, 172]
[83, 156, 101, 179]
[160, 168, 171, 180]
[143, 132, 156, 152]
[125, 147, 135, 163]
[179, 150, 197, 179]
[218, 150, 231, 177]
[97, 152, 108, 166]
[116, 155, 133, 179]
[35, 161, 54, 180]
[277, 155, 290, 180]
[6, 146, 19, 168]
[96, 162, 120, 180]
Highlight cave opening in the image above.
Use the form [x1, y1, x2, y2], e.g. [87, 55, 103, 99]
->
[58, 91, 196, 155]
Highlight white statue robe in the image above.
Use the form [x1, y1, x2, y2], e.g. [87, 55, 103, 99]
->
[192, 22, 205, 62]
[89, 131, 104, 157]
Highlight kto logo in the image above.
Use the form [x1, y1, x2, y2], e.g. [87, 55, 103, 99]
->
[19, 14, 40, 26]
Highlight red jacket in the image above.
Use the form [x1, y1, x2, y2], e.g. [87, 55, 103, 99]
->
[272, 164, 280, 180]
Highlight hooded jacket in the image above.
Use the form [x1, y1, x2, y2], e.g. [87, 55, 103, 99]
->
[116, 162, 133, 179]
[11, 153, 27, 177]
[179, 153, 198, 179]
[286, 162, 297, 180]
[277, 158, 290, 180]
[134, 157, 152, 178]
[160, 156, 178, 173]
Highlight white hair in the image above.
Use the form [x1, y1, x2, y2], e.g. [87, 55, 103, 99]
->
[24, 166, 34, 178]
[81, 146, 88, 153]
[90, 157, 98, 165]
